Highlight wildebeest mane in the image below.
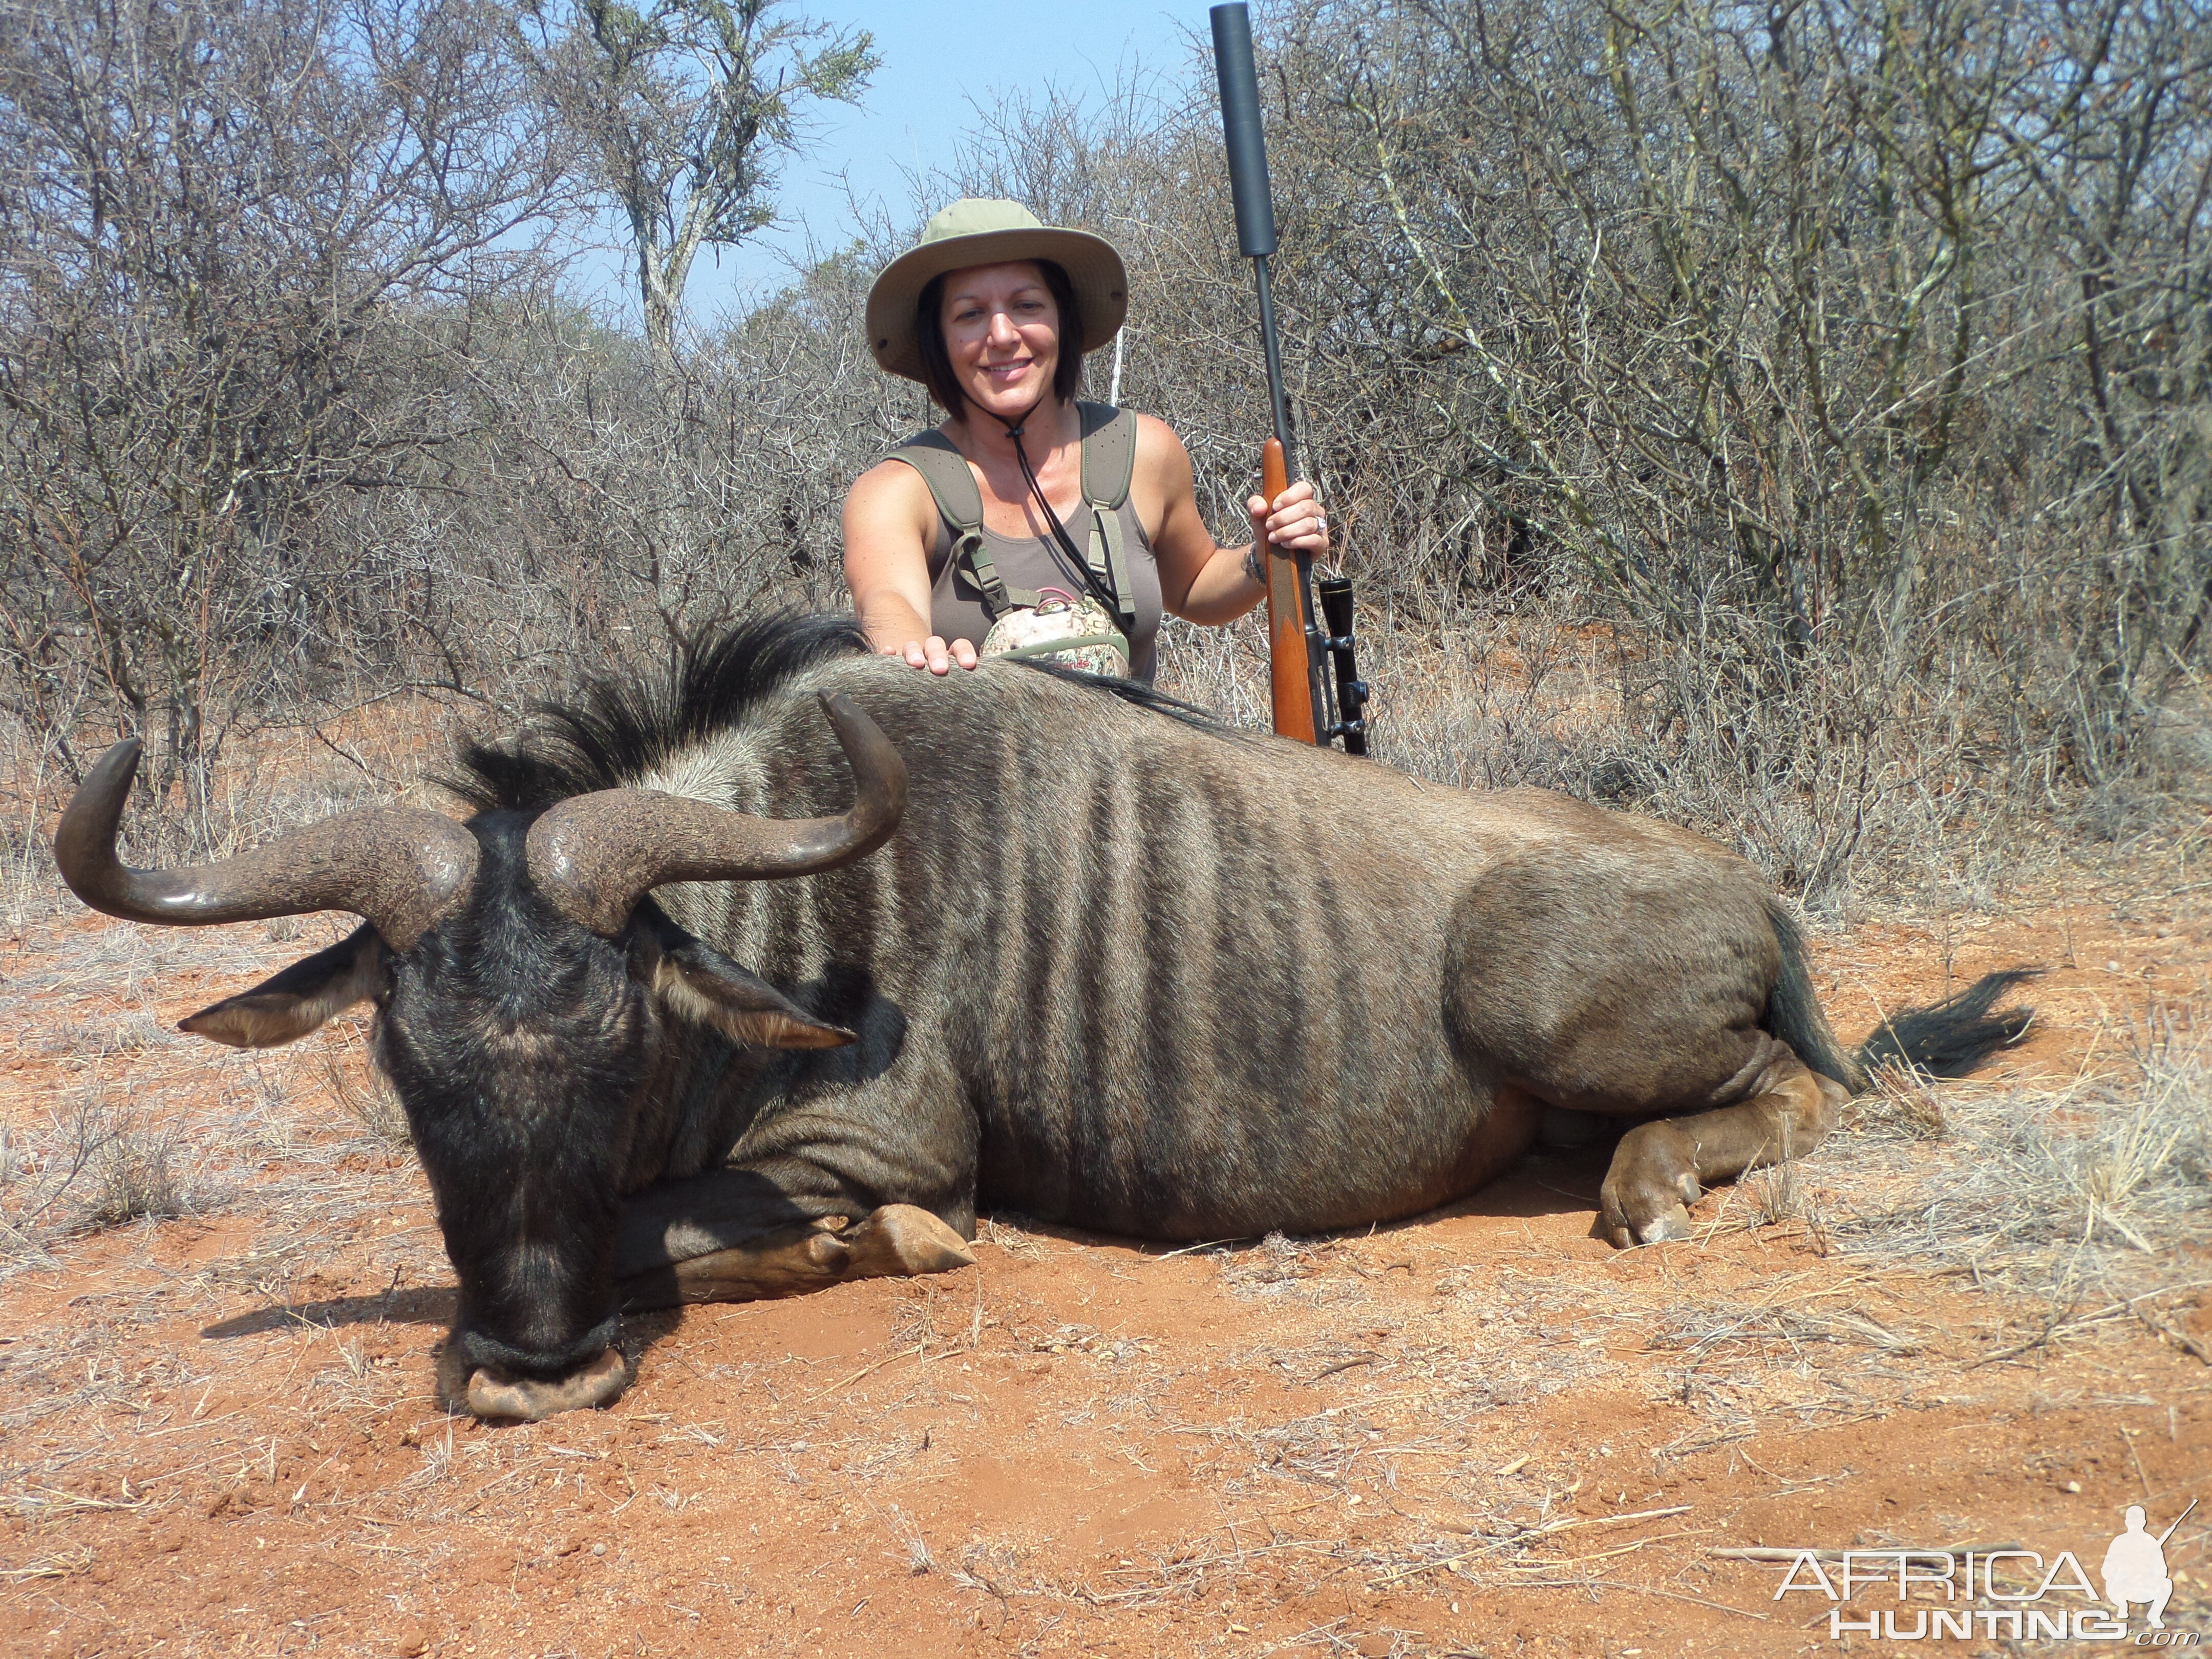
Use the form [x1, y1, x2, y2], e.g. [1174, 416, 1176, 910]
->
[1013, 660, 1246, 741]
[444, 612, 1245, 813]
[446, 613, 870, 811]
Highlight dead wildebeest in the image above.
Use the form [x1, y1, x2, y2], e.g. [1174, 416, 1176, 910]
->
[56, 614, 2031, 1420]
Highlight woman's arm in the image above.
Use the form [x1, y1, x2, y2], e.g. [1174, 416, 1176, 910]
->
[842, 460, 980, 674]
[1140, 414, 1329, 624]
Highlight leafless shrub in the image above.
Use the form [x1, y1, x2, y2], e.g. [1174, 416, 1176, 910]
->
[0, 0, 570, 844]
[922, 0, 2211, 897]
[3, 0, 2205, 918]
[2, 1082, 199, 1254]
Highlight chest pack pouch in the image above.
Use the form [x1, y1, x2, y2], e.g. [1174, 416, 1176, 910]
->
[887, 401, 1138, 676]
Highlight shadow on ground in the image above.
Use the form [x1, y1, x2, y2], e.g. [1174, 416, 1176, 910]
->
[201, 1283, 456, 1339]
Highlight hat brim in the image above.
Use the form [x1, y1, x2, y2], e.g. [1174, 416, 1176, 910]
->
[865, 226, 1129, 384]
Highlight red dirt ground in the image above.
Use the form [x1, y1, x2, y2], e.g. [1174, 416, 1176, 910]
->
[3, 831, 2208, 1657]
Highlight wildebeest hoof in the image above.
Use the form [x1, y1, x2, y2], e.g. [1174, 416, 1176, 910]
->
[636, 1218, 858, 1306]
[842, 1204, 977, 1279]
[1599, 1121, 1702, 1249]
[465, 1347, 628, 1422]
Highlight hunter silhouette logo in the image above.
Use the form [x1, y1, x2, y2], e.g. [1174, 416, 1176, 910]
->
[2105, 1501, 2195, 1631]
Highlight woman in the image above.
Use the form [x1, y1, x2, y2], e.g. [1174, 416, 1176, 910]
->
[843, 199, 1328, 682]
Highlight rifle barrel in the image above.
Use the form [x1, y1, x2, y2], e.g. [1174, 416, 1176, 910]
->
[2158, 1498, 2198, 1546]
[1213, 5, 1293, 472]
[1210, 5, 1278, 261]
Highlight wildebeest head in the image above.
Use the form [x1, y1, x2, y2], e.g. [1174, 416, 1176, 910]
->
[54, 694, 904, 1422]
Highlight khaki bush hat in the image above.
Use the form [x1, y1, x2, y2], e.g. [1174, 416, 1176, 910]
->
[865, 199, 1129, 383]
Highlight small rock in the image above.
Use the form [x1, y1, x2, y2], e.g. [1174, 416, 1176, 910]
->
[591, 1542, 608, 1557]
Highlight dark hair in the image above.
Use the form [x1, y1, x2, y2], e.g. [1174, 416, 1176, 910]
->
[916, 259, 1084, 420]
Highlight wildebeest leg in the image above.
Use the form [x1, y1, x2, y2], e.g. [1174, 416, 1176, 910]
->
[1598, 1038, 1846, 1247]
[626, 1207, 975, 1308]
[614, 1168, 973, 1310]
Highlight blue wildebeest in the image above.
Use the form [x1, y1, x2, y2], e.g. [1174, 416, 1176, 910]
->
[57, 615, 2030, 1420]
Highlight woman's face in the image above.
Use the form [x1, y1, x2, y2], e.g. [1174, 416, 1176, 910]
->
[939, 261, 1059, 420]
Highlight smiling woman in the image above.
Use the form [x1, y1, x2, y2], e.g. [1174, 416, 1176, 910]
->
[842, 199, 1329, 683]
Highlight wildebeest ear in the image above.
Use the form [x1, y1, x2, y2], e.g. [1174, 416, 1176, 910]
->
[629, 909, 854, 1050]
[179, 925, 387, 1049]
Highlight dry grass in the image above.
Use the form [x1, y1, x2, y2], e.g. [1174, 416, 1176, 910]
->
[0, 1082, 199, 1259]
[1815, 1018, 2212, 1301]
[312, 1038, 411, 1152]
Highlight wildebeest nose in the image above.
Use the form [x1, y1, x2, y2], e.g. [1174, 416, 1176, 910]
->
[464, 1348, 628, 1422]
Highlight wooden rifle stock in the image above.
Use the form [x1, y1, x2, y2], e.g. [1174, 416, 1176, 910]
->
[1260, 437, 1319, 745]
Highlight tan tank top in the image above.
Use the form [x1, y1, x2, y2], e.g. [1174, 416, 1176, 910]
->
[924, 497, 1164, 683]
[886, 403, 1166, 684]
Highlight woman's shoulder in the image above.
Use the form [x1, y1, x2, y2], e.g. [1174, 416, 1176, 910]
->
[849, 445, 948, 499]
[1123, 408, 1195, 488]
[843, 449, 944, 542]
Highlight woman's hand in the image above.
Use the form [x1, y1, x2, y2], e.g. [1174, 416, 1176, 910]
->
[895, 635, 981, 675]
[1245, 478, 1330, 559]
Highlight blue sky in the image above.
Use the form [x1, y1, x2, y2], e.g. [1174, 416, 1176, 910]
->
[575, 0, 1207, 327]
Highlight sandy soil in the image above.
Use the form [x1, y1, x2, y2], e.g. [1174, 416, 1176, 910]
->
[3, 833, 2208, 1658]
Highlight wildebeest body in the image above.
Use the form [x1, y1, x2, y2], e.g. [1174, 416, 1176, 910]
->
[540, 637, 1800, 1243]
[59, 615, 2031, 1420]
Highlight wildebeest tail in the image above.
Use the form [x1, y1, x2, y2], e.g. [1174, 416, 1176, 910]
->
[1763, 898, 1868, 1090]
[1857, 968, 2038, 1080]
[1764, 898, 2037, 1090]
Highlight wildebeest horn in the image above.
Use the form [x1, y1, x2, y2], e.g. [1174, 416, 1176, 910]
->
[55, 739, 480, 950]
[526, 693, 907, 937]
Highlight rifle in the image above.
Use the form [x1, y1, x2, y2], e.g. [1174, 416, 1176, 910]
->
[2157, 1499, 2198, 1546]
[1210, 2, 1368, 754]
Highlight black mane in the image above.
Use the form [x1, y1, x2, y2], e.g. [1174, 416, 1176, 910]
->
[447, 613, 869, 811]
[1014, 660, 1246, 741]
[444, 612, 1248, 812]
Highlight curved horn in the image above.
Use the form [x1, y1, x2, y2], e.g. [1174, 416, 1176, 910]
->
[527, 693, 908, 937]
[55, 738, 480, 950]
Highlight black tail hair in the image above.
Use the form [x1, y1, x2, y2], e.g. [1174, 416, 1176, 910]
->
[1763, 898, 1866, 1088]
[1858, 969, 2040, 1080]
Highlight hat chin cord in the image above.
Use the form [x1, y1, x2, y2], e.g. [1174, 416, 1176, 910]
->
[991, 398, 1125, 627]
